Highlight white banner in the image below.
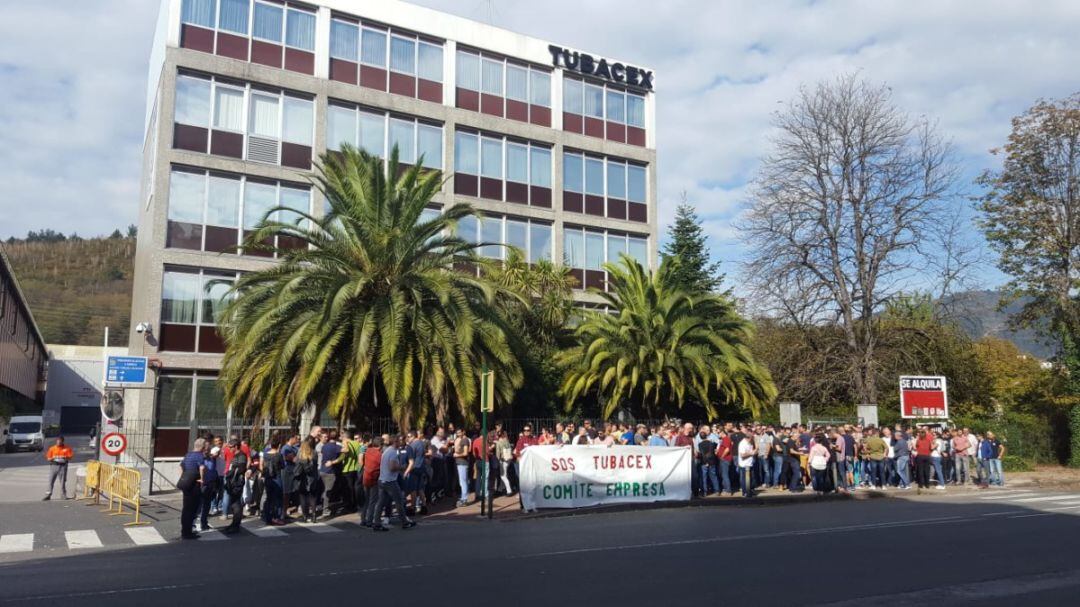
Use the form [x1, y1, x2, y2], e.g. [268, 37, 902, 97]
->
[518, 445, 692, 511]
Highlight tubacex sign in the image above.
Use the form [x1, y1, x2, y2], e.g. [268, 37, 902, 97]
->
[518, 445, 690, 510]
[548, 45, 654, 91]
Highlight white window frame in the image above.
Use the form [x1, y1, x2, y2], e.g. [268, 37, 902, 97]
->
[251, 0, 283, 44]
[389, 34, 417, 76]
[360, 25, 389, 68]
[283, 6, 316, 52]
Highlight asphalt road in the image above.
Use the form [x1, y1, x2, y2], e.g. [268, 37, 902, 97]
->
[0, 435, 96, 503]
[1, 494, 1078, 606]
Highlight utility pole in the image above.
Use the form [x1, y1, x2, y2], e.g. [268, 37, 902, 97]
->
[479, 365, 494, 519]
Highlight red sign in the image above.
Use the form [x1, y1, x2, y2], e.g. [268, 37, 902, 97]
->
[899, 376, 948, 419]
[101, 432, 127, 456]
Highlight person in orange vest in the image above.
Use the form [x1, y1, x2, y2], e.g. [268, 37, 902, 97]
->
[44, 436, 75, 500]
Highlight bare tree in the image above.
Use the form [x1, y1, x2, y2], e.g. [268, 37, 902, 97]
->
[740, 74, 959, 405]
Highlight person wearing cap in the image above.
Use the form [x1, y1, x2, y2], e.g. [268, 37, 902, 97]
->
[43, 436, 75, 501]
[199, 444, 222, 531]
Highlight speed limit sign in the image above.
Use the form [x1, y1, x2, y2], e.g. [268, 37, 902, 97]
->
[101, 432, 127, 457]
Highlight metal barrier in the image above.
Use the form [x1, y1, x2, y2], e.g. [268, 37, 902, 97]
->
[81, 460, 148, 526]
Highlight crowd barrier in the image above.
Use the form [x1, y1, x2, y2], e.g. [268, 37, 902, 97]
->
[80, 459, 148, 526]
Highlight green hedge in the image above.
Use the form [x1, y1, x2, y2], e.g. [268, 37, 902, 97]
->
[1002, 455, 1033, 472]
[1070, 405, 1080, 468]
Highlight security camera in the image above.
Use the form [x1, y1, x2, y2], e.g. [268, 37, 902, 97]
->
[135, 322, 151, 334]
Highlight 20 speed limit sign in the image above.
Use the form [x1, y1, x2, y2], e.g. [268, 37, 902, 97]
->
[101, 432, 127, 456]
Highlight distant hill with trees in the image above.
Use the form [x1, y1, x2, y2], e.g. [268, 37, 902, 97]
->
[3, 227, 136, 346]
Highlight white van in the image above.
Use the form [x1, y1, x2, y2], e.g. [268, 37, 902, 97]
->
[4, 415, 45, 453]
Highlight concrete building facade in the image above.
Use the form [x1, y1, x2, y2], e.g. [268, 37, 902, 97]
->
[0, 245, 47, 418]
[126, 0, 658, 469]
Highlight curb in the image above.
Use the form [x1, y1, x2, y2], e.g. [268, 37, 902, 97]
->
[504, 489, 892, 523]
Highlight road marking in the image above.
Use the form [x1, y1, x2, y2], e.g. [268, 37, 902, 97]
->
[296, 522, 342, 534]
[64, 530, 102, 549]
[250, 525, 287, 537]
[981, 511, 1025, 516]
[1048, 499, 1080, 506]
[125, 527, 167, 545]
[1012, 495, 1073, 503]
[0, 534, 34, 553]
[1009, 512, 1056, 519]
[1, 583, 202, 603]
[818, 568, 1080, 605]
[1043, 505, 1080, 512]
[978, 492, 1036, 500]
[195, 530, 228, 541]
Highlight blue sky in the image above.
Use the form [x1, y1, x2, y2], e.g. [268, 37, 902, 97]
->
[3, 0, 1080, 290]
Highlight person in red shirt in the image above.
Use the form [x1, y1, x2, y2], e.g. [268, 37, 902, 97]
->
[360, 437, 383, 527]
[914, 429, 934, 491]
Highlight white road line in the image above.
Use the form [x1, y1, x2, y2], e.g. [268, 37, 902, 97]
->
[0, 534, 34, 553]
[1043, 505, 1080, 512]
[981, 511, 1025, 516]
[978, 492, 1036, 500]
[296, 522, 342, 534]
[125, 527, 167, 545]
[1012, 495, 1072, 503]
[1048, 499, 1080, 506]
[65, 530, 103, 549]
[1009, 513, 1056, 519]
[249, 525, 287, 537]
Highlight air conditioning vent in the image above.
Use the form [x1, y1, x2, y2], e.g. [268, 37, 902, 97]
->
[247, 136, 279, 164]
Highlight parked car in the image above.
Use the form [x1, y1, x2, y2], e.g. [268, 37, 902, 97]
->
[4, 415, 45, 453]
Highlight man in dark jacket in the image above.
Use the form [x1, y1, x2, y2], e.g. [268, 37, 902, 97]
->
[222, 439, 248, 534]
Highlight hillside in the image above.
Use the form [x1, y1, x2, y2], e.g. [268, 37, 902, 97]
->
[3, 232, 134, 346]
[941, 290, 1058, 359]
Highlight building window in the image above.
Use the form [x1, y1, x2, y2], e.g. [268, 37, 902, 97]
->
[285, 8, 315, 51]
[166, 166, 311, 255]
[217, 0, 249, 35]
[563, 226, 650, 289]
[330, 19, 358, 61]
[506, 64, 528, 102]
[454, 129, 551, 205]
[390, 36, 416, 75]
[562, 150, 648, 222]
[562, 77, 648, 145]
[481, 58, 503, 96]
[175, 75, 211, 128]
[157, 373, 228, 432]
[455, 50, 480, 91]
[530, 71, 551, 107]
[252, 2, 282, 43]
[326, 102, 443, 169]
[172, 72, 313, 169]
[182, 0, 217, 28]
[418, 41, 443, 83]
[451, 212, 552, 263]
[361, 27, 387, 67]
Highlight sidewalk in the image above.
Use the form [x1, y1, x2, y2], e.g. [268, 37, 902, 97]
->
[424, 486, 891, 523]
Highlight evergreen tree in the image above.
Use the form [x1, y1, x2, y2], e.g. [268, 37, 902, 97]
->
[661, 195, 726, 294]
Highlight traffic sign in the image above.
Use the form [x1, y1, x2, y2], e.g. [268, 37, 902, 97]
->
[101, 432, 127, 457]
[105, 356, 149, 386]
[899, 376, 948, 419]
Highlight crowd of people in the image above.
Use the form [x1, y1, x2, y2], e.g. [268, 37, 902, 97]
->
[176, 419, 1007, 538]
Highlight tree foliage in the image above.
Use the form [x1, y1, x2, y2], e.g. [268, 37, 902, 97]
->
[662, 196, 726, 294]
[978, 93, 1080, 372]
[740, 74, 959, 405]
[218, 145, 522, 430]
[558, 256, 776, 420]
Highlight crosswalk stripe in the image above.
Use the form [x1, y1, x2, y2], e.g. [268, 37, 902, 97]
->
[1012, 495, 1072, 503]
[196, 530, 228, 541]
[1044, 505, 1080, 512]
[250, 525, 287, 537]
[125, 527, 167, 545]
[296, 522, 342, 534]
[1048, 499, 1080, 506]
[0, 534, 34, 553]
[65, 530, 103, 549]
[978, 492, 1036, 500]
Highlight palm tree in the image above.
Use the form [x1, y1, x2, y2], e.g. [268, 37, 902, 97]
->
[558, 256, 776, 420]
[217, 145, 523, 430]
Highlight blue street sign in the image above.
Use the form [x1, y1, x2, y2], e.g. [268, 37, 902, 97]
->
[105, 356, 149, 385]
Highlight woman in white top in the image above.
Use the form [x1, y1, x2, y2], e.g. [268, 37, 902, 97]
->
[930, 433, 946, 489]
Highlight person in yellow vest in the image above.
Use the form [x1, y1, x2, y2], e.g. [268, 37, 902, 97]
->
[44, 436, 75, 500]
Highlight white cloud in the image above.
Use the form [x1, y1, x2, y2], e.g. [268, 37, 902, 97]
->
[2, 0, 1079, 292]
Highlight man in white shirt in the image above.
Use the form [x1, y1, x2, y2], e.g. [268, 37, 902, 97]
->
[738, 431, 756, 498]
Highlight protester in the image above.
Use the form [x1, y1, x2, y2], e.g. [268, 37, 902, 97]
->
[43, 436, 74, 501]
[222, 438, 247, 534]
[361, 436, 383, 527]
[373, 435, 416, 531]
[914, 429, 934, 491]
[178, 438, 206, 539]
[808, 434, 831, 495]
[199, 444, 221, 530]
